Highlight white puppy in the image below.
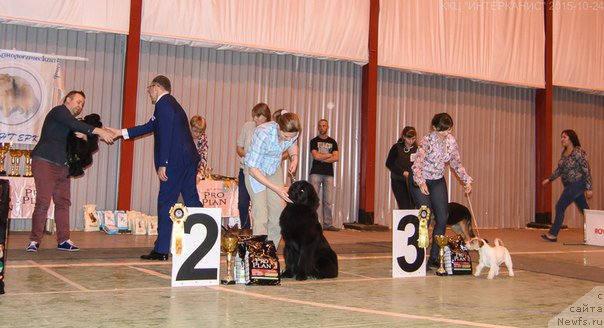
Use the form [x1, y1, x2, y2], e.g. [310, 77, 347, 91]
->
[465, 237, 514, 279]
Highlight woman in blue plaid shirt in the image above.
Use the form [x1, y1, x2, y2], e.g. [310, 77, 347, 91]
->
[244, 109, 300, 248]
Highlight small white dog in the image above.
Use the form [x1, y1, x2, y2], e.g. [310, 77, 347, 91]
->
[465, 237, 514, 279]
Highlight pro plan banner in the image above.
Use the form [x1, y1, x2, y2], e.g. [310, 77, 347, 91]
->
[0, 49, 64, 145]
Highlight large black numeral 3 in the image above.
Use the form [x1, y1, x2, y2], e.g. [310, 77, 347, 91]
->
[176, 213, 219, 281]
[396, 214, 424, 272]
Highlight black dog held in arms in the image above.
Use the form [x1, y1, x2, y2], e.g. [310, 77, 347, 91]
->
[0, 179, 10, 294]
[66, 113, 103, 177]
[279, 180, 338, 280]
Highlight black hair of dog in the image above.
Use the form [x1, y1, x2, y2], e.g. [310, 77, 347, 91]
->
[447, 202, 476, 241]
[66, 113, 102, 178]
[279, 180, 338, 280]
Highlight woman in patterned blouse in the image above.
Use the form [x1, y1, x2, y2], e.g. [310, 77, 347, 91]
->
[541, 129, 592, 242]
[411, 112, 473, 268]
[190, 115, 208, 174]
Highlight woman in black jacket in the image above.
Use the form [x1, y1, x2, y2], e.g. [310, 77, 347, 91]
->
[385, 126, 418, 209]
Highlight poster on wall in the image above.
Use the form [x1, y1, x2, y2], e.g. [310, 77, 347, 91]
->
[0, 49, 64, 145]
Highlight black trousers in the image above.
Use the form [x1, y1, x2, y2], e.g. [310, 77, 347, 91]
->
[391, 177, 415, 209]
[0, 179, 10, 294]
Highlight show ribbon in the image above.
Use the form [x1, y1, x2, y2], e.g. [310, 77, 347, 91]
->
[169, 203, 189, 256]
[417, 206, 431, 248]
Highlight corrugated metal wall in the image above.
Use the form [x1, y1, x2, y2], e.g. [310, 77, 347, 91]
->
[552, 88, 604, 228]
[3, 24, 602, 232]
[128, 41, 362, 227]
[376, 68, 536, 228]
[0, 24, 125, 230]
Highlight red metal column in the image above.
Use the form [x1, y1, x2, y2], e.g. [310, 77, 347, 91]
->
[358, 0, 379, 224]
[531, 0, 553, 227]
[117, 0, 142, 210]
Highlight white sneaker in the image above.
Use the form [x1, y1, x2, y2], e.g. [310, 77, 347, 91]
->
[26, 241, 39, 252]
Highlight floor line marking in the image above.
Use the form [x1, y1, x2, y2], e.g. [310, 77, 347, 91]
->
[511, 249, 604, 255]
[338, 270, 374, 279]
[33, 262, 89, 292]
[128, 266, 172, 280]
[210, 286, 516, 328]
[3, 286, 173, 296]
[8, 261, 172, 269]
[338, 255, 391, 260]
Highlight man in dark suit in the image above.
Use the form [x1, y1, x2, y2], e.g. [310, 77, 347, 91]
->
[108, 75, 202, 260]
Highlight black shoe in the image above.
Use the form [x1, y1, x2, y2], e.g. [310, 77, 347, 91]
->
[141, 251, 169, 261]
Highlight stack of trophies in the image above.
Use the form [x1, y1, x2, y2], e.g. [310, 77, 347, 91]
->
[0, 143, 33, 177]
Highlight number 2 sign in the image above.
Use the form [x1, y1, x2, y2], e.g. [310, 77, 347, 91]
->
[392, 209, 426, 278]
[171, 207, 222, 287]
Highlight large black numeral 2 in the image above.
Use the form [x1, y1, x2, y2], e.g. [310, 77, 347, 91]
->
[396, 214, 424, 273]
[176, 213, 219, 281]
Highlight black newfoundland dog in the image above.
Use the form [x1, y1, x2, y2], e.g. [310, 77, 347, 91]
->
[279, 180, 338, 281]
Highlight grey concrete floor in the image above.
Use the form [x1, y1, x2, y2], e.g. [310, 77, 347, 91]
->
[1, 228, 603, 327]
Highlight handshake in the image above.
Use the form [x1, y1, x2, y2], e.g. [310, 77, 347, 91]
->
[91, 127, 125, 145]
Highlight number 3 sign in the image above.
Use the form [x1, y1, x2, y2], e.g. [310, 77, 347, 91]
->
[392, 209, 426, 278]
[170, 206, 222, 287]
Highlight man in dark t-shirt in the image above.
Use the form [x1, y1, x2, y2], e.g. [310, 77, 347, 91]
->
[309, 119, 340, 231]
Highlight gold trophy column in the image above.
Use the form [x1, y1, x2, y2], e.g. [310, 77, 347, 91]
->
[0, 144, 8, 176]
[434, 235, 450, 276]
[220, 234, 238, 285]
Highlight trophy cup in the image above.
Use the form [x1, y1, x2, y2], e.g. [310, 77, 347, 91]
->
[0, 144, 8, 176]
[22, 150, 32, 177]
[8, 149, 23, 177]
[221, 234, 239, 285]
[434, 235, 450, 276]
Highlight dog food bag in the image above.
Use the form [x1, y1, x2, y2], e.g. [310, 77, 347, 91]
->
[235, 235, 267, 284]
[103, 210, 116, 228]
[115, 211, 128, 231]
[83, 204, 99, 232]
[448, 236, 472, 275]
[130, 212, 147, 235]
[444, 246, 453, 275]
[244, 240, 281, 285]
[146, 216, 158, 235]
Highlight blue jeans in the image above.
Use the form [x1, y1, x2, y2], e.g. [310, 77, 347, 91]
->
[409, 177, 448, 262]
[549, 180, 589, 237]
[238, 168, 251, 229]
[309, 174, 334, 227]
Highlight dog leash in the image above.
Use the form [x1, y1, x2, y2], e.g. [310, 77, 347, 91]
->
[288, 171, 296, 184]
[465, 191, 481, 237]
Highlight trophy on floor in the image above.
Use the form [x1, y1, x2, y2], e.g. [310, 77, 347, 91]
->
[434, 235, 450, 276]
[0, 144, 8, 176]
[22, 150, 33, 177]
[8, 149, 23, 177]
[221, 234, 238, 285]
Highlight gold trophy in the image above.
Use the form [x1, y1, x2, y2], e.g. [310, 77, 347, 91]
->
[434, 235, 450, 276]
[8, 149, 23, 177]
[220, 234, 239, 285]
[0, 144, 8, 176]
[22, 149, 32, 177]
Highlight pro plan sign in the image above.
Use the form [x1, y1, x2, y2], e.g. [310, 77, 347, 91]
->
[585, 210, 604, 247]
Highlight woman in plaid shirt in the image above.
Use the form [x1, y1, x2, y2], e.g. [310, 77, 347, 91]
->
[244, 109, 300, 248]
[541, 129, 592, 242]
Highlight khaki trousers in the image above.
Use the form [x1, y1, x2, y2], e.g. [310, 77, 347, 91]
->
[244, 166, 285, 248]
